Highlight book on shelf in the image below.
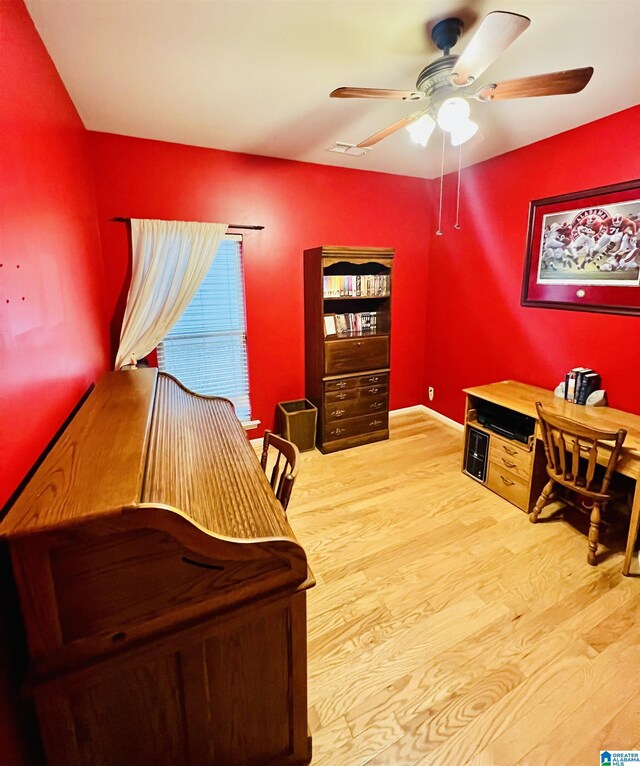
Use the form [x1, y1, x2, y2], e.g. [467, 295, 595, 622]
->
[323, 274, 390, 298]
[335, 314, 348, 334]
[334, 311, 378, 335]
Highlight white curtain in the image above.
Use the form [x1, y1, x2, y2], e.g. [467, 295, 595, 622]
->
[115, 219, 227, 370]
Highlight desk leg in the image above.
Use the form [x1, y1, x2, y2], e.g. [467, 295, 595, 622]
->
[622, 480, 640, 576]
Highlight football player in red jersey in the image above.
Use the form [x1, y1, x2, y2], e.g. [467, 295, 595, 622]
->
[572, 215, 600, 269]
[540, 223, 574, 270]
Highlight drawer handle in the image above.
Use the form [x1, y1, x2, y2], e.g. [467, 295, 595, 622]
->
[369, 387, 379, 394]
[501, 458, 517, 468]
[331, 427, 346, 436]
[336, 392, 347, 400]
[356, 341, 363, 346]
[369, 376, 379, 383]
[502, 445, 518, 456]
[370, 402, 383, 409]
[499, 475, 515, 486]
[336, 382, 347, 389]
[182, 556, 225, 571]
[331, 408, 345, 417]
[369, 419, 383, 427]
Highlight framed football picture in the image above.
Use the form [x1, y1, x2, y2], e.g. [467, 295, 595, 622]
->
[521, 179, 640, 315]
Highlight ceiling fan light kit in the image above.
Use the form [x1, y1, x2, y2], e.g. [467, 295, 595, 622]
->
[329, 9, 594, 230]
[406, 114, 436, 147]
[449, 119, 479, 147]
[436, 97, 470, 131]
[405, 96, 478, 149]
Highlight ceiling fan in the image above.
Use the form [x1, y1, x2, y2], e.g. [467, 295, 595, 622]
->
[330, 11, 594, 151]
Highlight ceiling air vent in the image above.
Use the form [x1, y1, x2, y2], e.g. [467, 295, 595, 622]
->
[326, 142, 371, 156]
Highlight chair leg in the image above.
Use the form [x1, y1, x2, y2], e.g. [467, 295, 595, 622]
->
[530, 479, 555, 523]
[588, 502, 603, 565]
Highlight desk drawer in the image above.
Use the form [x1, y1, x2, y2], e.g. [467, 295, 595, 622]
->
[489, 442, 531, 480]
[48, 529, 291, 646]
[487, 462, 530, 511]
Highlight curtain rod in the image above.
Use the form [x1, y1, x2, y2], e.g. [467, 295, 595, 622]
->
[111, 217, 264, 231]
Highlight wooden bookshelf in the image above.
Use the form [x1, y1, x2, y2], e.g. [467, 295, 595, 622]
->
[304, 246, 393, 453]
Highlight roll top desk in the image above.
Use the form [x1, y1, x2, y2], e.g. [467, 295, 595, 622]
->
[0, 369, 314, 766]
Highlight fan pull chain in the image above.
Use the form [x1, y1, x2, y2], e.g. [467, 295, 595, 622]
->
[454, 142, 462, 230]
[436, 130, 446, 236]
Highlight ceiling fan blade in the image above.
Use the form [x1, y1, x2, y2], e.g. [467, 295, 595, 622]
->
[357, 110, 429, 148]
[451, 11, 530, 86]
[479, 67, 594, 100]
[330, 87, 426, 101]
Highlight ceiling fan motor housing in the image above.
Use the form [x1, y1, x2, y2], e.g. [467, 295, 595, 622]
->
[415, 55, 459, 102]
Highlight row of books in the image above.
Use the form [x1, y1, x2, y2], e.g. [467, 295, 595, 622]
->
[565, 366, 601, 405]
[335, 312, 378, 335]
[323, 274, 390, 298]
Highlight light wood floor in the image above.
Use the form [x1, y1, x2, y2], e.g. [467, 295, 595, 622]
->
[285, 410, 640, 766]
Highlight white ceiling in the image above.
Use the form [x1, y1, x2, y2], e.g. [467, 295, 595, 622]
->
[25, 0, 640, 179]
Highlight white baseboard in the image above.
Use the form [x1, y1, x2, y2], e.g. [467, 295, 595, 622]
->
[390, 404, 464, 431]
[389, 404, 427, 417]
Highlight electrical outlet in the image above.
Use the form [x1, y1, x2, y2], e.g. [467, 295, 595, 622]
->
[428, 387, 434, 401]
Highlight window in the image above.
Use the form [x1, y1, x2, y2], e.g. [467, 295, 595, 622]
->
[157, 235, 251, 420]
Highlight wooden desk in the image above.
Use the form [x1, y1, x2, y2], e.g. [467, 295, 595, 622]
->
[463, 380, 640, 576]
[0, 369, 314, 766]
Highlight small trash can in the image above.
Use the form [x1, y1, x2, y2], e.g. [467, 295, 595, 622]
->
[277, 399, 318, 452]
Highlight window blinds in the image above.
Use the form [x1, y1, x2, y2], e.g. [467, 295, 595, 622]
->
[157, 236, 251, 421]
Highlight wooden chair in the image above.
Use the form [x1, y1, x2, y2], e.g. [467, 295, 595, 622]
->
[530, 402, 627, 565]
[260, 430, 300, 514]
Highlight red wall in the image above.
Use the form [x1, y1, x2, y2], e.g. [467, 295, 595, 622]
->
[0, 1, 109, 762]
[423, 106, 640, 423]
[0, 0, 110, 509]
[87, 133, 432, 432]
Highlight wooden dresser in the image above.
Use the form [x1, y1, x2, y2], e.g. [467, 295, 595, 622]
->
[304, 246, 393, 453]
[0, 369, 314, 766]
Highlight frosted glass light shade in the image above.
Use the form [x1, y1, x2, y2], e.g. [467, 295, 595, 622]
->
[450, 118, 478, 146]
[406, 114, 436, 147]
[436, 97, 470, 132]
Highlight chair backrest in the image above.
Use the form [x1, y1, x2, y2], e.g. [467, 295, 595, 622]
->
[260, 430, 300, 513]
[535, 402, 626, 498]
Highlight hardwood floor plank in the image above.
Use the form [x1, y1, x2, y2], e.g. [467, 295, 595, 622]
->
[417, 650, 595, 765]
[363, 664, 525, 765]
[315, 710, 404, 766]
[516, 644, 640, 765]
[581, 591, 640, 652]
[282, 410, 639, 766]
[465, 622, 640, 766]
[309, 596, 508, 730]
